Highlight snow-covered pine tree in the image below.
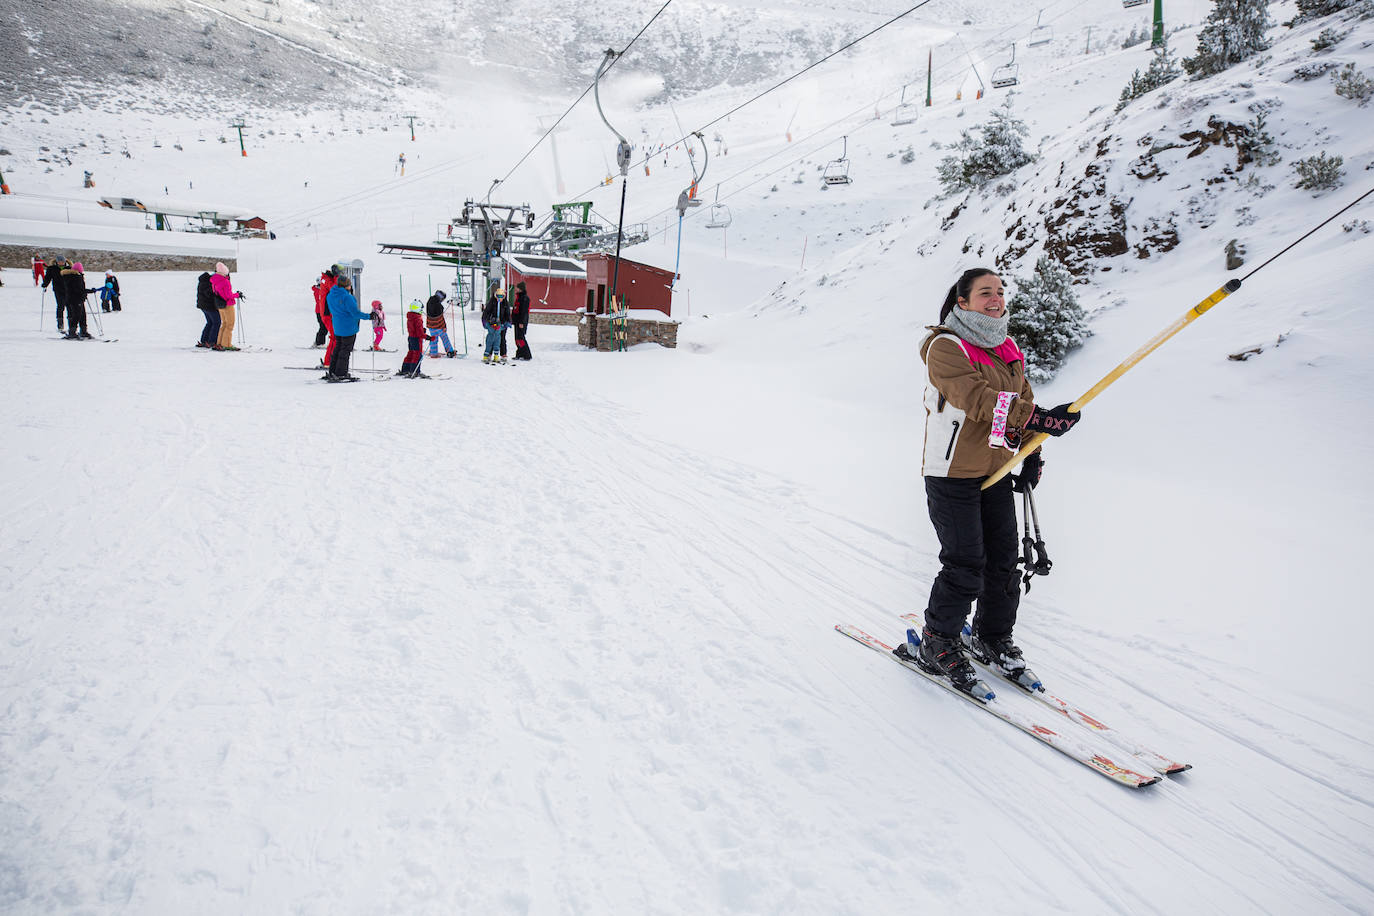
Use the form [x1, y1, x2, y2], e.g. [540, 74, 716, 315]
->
[935, 99, 1036, 195]
[1294, 0, 1355, 22]
[1008, 257, 1089, 382]
[1116, 41, 1184, 111]
[1183, 0, 1275, 78]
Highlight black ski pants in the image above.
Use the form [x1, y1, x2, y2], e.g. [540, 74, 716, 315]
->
[329, 333, 358, 378]
[514, 322, 531, 360]
[923, 475, 1020, 641]
[314, 313, 328, 346]
[65, 297, 88, 336]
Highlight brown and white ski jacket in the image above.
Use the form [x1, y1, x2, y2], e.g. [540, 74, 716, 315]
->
[920, 326, 1037, 478]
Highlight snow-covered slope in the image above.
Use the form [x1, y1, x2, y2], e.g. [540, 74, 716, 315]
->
[2, 0, 1373, 913]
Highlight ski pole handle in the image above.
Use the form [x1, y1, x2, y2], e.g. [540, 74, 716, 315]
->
[982, 278, 1242, 490]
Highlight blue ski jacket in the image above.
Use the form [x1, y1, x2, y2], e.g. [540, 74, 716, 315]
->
[326, 286, 373, 337]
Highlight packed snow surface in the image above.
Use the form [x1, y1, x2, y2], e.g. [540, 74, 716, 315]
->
[2, 0, 1373, 912]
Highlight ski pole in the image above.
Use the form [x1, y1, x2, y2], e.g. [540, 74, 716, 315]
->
[39, 287, 45, 331]
[1026, 487, 1051, 578]
[1020, 488, 1036, 593]
[982, 278, 1242, 489]
[85, 290, 104, 337]
[237, 295, 247, 347]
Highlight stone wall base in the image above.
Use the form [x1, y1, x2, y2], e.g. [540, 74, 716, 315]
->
[530, 310, 582, 327]
[0, 245, 235, 273]
[578, 313, 679, 351]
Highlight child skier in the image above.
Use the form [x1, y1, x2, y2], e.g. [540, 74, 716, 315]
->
[369, 299, 386, 351]
[396, 299, 433, 378]
[481, 288, 511, 364]
[425, 290, 456, 358]
[100, 270, 121, 312]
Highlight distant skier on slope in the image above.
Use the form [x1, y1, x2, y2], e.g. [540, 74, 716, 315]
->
[905, 267, 1082, 696]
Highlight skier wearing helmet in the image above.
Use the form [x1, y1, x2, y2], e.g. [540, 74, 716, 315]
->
[425, 289, 455, 358]
[396, 299, 434, 378]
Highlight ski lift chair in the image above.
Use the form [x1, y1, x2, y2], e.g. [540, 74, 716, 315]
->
[1028, 10, 1053, 47]
[991, 44, 1020, 89]
[891, 85, 919, 126]
[1122, 0, 1146, 6]
[704, 182, 732, 228]
[822, 136, 854, 186]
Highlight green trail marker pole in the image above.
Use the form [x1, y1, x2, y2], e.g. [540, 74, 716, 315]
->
[1151, 0, 1165, 48]
[230, 119, 248, 157]
[404, 114, 418, 141]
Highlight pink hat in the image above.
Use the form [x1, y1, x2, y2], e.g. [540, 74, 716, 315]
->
[371, 299, 382, 307]
[73, 262, 84, 272]
[215, 262, 229, 276]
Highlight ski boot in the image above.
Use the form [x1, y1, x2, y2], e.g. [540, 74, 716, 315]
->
[964, 627, 1043, 693]
[897, 627, 994, 701]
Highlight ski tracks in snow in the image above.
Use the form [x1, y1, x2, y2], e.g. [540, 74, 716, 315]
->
[3, 315, 1373, 913]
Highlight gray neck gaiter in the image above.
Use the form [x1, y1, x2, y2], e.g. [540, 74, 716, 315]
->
[945, 306, 1010, 349]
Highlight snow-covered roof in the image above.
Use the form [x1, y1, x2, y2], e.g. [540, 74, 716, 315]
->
[505, 253, 587, 279]
[99, 195, 261, 222]
[0, 218, 238, 258]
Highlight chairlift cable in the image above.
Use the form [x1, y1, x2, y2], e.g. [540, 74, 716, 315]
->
[502, 0, 670, 187]
[562, 0, 1094, 221]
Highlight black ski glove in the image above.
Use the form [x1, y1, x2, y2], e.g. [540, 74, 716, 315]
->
[1012, 451, 1043, 492]
[1025, 402, 1081, 437]
[237, 291, 247, 301]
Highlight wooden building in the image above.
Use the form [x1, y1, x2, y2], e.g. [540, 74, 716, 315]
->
[583, 253, 674, 317]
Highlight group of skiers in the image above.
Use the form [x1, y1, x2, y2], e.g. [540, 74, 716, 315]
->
[38, 256, 121, 339]
[307, 268, 533, 380]
[306, 264, 380, 381]
[908, 266, 1082, 699]
[480, 281, 532, 365]
[194, 262, 245, 350]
